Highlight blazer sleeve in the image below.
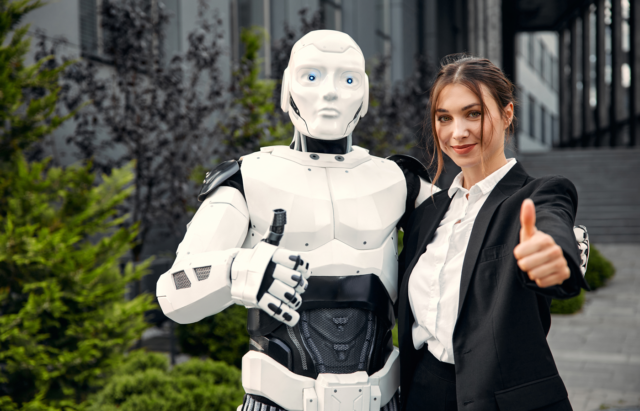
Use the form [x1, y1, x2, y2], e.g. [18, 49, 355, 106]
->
[520, 176, 589, 298]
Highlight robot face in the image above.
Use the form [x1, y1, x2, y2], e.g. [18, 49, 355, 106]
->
[287, 44, 366, 140]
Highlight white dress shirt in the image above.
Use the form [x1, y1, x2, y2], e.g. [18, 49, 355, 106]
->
[408, 158, 518, 364]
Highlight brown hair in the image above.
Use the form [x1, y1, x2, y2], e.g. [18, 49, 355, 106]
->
[426, 54, 516, 187]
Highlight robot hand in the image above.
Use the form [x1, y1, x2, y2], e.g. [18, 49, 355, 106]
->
[573, 225, 590, 277]
[230, 242, 310, 327]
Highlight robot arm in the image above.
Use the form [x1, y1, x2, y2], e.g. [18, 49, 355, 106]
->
[156, 185, 249, 324]
[157, 167, 310, 326]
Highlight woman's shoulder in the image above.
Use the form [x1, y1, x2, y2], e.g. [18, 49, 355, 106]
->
[522, 174, 577, 193]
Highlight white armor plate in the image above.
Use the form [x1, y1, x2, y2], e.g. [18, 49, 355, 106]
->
[242, 145, 406, 300]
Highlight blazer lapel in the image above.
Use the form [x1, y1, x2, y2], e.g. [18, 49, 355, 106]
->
[456, 162, 529, 318]
[401, 192, 453, 295]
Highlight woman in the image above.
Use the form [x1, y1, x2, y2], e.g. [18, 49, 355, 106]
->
[396, 56, 589, 411]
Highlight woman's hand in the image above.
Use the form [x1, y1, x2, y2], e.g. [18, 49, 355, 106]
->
[513, 199, 571, 288]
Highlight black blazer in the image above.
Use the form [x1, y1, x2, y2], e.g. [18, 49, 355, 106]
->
[397, 162, 589, 411]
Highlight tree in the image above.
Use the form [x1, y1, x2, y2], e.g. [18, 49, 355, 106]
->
[0, 1, 155, 409]
[46, 0, 228, 263]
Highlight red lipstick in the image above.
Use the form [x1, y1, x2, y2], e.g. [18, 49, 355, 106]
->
[451, 144, 476, 155]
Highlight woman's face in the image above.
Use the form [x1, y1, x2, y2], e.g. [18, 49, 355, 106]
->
[434, 83, 512, 172]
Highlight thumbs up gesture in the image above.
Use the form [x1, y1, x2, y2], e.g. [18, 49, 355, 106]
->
[513, 199, 571, 288]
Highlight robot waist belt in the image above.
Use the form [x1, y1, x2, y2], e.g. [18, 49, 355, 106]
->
[247, 274, 395, 337]
[242, 347, 400, 411]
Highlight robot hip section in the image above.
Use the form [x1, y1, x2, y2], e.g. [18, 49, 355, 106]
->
[243, 274, 399, 411]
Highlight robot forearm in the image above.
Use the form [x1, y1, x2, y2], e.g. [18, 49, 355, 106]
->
[156, 248, 240, 324]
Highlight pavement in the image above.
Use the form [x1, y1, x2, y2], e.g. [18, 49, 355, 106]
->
[547, 244, 640, 411]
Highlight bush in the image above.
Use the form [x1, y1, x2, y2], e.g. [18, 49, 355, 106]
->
[550, 289, 586, 315]
[584, 246, 616, 290]
[0, 1, 155, 409]
[176, 304, 249, 369]
[550, 245, 615, 314]
[87, 351, 244, 411]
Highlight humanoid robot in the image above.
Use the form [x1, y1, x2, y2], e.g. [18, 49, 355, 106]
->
[156, 31, 590, 411]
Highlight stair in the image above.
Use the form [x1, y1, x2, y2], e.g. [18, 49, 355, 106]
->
[518, 148, 640, 243]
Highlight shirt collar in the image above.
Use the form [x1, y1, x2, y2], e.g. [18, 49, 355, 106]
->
[448, 158, 518, 198]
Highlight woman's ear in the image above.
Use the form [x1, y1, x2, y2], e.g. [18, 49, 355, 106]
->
[504, 101, 514, 128]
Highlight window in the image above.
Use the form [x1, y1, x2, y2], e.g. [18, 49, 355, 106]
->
[322, 0, 342, 31]
[550, 56, 558, 91]
[528, 35, 535, 70]
[540, 105, 546, 143]
[375, 0, 391, 58]
[79, 0, 180, 64]
[529, 95, 536, 138]
[539, 41, 546, 83]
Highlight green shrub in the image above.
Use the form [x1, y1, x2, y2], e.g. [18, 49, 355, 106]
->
[88, 351, 244, 411]
[0, 2, 155, 409]
[550, 289, 586, 314]
[584, 246, 616, 290]
[176, 304, 249, 369]
[550, 245, 615, 314]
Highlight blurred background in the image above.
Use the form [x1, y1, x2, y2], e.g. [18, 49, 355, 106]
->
[2, 0, 638, 410]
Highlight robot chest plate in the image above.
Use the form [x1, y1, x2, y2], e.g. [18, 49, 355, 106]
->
[241, 147, 407, 253]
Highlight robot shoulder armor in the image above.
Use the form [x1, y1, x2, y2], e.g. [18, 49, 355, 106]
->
[197, 160, 241, 202]
[386, 154, 432, 183]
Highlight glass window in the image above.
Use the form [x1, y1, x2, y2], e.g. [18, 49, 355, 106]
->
[529, 35, 535, 70]
[540, 105, 546, 143]
[540, 41, 546, 80]
[529, 95, 536, 138]
[322, 0, 342, 31]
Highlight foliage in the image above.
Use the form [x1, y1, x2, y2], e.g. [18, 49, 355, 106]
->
[550, 245, 615, 314]
[0, 0, 71, 163]
[87, 350, 244, 411]
[176, 305, 249, 369]
[550, 289, 586, 315]
[0, 159, 155, 410]
[42, 0, 228, 261]
[217, 26, 295, 157]
[355, 56, 436, 159]
[583, 245, 615, 290]
[0, 2, 155, 409]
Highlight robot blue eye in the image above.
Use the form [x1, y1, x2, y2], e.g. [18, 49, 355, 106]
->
[347, 78, 353, 84]
[308, 75, 316, 81]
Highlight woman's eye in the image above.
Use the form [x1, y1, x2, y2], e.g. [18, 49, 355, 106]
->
[438, 116, 451, 122]
[308, 74, 316, 81]
[468, 111, 481, 118]
[346, 77, 353, 84]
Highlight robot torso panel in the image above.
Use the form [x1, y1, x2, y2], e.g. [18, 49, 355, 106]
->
[239, 144, 406, 381]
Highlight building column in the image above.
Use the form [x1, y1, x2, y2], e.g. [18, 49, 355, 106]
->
[595, 0, 606, 147]
[610, 0, 622, 146]
[630, 0, 639, 146]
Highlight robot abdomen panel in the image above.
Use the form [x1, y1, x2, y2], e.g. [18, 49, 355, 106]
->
[328, 158, 407, 249]
[242, 153, 334, 251]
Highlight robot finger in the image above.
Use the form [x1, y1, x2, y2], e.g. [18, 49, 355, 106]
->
[298, 260, 311, 280]
[272, 264, 308, 294]
[267, 279, 302, 310]
[272, 249, 307, 271]
[257, 293, 300, 327]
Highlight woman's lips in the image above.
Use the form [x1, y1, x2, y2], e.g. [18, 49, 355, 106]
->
[451, 144, 476, 155]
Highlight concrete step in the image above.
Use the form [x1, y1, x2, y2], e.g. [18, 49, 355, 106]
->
[519, 148, 640, 244]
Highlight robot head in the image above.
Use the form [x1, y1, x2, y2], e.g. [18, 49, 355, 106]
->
[280, 30, 369, 140]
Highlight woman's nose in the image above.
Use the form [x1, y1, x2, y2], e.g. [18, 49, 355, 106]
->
[452, 119, 469, 140]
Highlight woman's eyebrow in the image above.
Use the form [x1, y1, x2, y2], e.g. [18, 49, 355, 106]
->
[462, 103, 480, 110]
[436, 103, 480, 113]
